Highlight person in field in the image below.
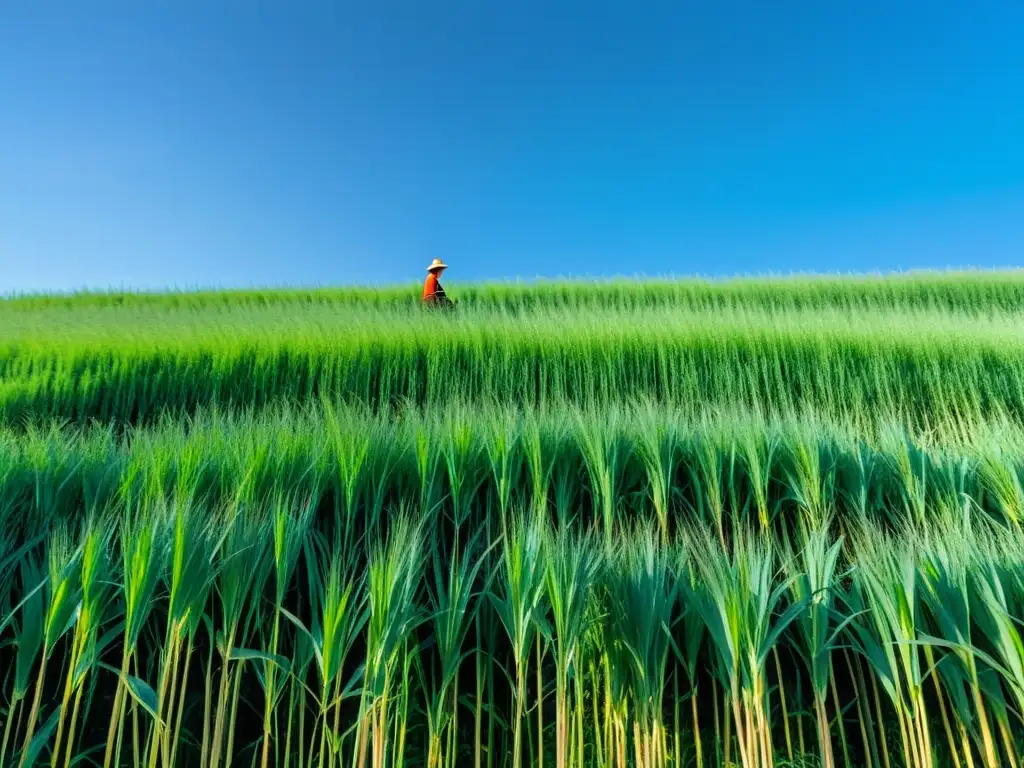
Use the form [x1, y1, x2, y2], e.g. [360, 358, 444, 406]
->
[422, 258, 454, 308]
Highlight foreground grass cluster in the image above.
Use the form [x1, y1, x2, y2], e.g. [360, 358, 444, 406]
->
[4, 272, 1024, 767]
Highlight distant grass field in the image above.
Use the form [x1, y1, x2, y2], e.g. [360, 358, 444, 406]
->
[4, 280, 1024, 427]
[6, 269, 1024, 313]
[4, 273, 1024, 768]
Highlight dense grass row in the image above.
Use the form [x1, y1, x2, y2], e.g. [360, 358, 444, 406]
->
[6, 274, 1024, 767]
[6, 270, 1024, 314]
[3, 402, 1024, 538]
[4, 302, 1024, 427]
[5, 478, 1024, 768]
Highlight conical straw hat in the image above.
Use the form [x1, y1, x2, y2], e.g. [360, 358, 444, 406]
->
[426, 258, 448, 272]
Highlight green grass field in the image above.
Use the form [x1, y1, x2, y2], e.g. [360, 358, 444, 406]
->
[4, 272, 1024, 768]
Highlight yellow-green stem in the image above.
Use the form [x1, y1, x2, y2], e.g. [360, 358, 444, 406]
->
[871, 672, 891, 768]
[226, 663, 245, 767]
[63, 685, 85, 768]
[17, 645, 50, 768]
[537, 638, 544, 768]
[209, 641, 236, 768]
[170, 640, 194, 768]
[773, 648, 792, 763]
[691, 682, 703, 768]
[830, 667, 850, 768]
[260, 608, 282, 768]
[102, 650, 130, 768]
[475, 644, 483, 768]
[996, 716, 1019, 768]
[1, 694, 24, 768]
[156, 636, 182, 768]
[51, 633, 82, 768]
[200, 642, 215, 768]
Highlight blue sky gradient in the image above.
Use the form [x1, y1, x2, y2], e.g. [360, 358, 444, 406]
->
[2, 1, 1022, 291]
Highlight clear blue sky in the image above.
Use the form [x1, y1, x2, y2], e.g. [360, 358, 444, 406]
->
[2, 1, 1023, 292]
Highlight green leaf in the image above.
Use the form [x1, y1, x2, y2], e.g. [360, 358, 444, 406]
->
[124, 674, 161, 723]
[51, 600, 83, 647]
[231, 647, 291, 673]
[911, 634, 1013, 686]
[758, 596, 810, 667]
[280, 607, 324, 673]
[68, 743, 106, 766]
[0, 576, 47, 638]
[72, 619, 124, 687]
[20, 704, 61, 767]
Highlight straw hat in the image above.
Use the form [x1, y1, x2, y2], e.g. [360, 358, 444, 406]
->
[426, 258, 448, 273]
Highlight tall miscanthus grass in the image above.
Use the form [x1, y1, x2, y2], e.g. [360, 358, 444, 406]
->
[491, 510, 547, 768]
[915, 512, 1002, 768]
[2, 547, 48, 767]
[10, 400, 1024, 540]
[420, 526, 494, 768]
[606, 525, 675, 768]
[206, 503, 272, 768]
[9, 526, 82, 768]
[11, 270, 1024, 316]
[259, 491, 314, 768]
[670, 540, 707, 768]
[358, 514, 424, 768]
[13, 360, 1024, 766]
[14, 270, 1024, 323]
[633, 406, 682, 544]
[686, 526, 806, 768]
[785, 523, 846, 768]
[576, 407, 635, 547]
[52, 516, 113, 768]
[7, 288, 1024, 429]
[7, 488, 1024, 766]
[147, 498, 218, 768]
[849, 527, 935, 768]
[544, 524, 602, 768]
[102, 505, 165, 768]
[973, 527, 1024, 765]
[283, 525, 366, 768]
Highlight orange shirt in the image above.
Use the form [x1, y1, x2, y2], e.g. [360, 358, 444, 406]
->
[423, 273, 441, 300]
